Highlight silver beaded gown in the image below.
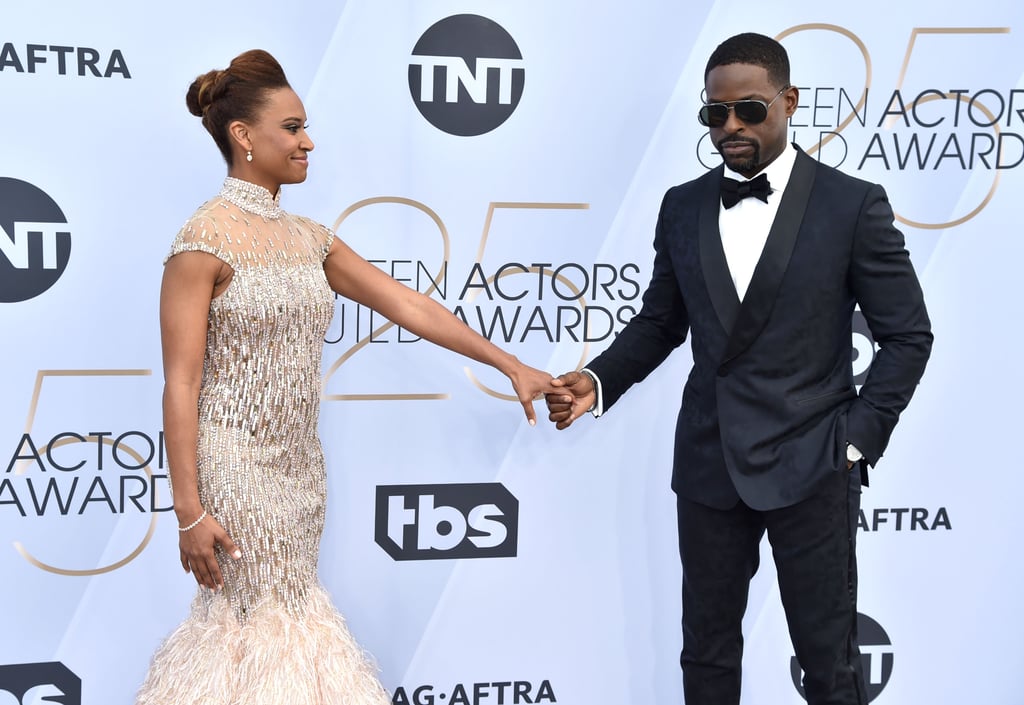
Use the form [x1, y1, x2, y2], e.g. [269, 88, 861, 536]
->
[136, 178, 390, 705]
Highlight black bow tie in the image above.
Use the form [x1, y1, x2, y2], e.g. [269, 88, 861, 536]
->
[721, 173, 772, 209]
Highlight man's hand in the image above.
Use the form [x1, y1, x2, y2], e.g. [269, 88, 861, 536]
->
[545, 371, 597, 430]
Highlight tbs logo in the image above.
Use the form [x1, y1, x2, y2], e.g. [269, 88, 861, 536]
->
[375, 483, 518, 560]
[0, 662, 81, 705]
[852, 309, 877, 386]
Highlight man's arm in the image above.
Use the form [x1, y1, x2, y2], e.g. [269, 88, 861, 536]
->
[546, 188, 690, 428]
[846, 184, 933, 465]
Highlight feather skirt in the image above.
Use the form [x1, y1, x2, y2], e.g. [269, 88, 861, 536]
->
[135, 584, 391, 705]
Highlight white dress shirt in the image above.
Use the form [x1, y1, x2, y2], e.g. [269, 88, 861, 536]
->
[719, 143, 797, 299]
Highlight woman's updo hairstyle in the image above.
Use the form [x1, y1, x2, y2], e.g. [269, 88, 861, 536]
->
[186, 50, 291, 166]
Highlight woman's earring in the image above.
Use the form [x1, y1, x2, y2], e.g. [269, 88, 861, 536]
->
[246, 150, 253, 163]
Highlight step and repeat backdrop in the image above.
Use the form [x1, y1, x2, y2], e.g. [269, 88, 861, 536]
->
[2, 1, 1022, 703]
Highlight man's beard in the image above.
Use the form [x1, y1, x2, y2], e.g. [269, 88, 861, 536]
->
[718, 138, 760, 174]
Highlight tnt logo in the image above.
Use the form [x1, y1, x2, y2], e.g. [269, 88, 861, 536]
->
[790, 612, 894, 702]
[408, 14, 525, 136]
[375, 483, 519, 560]
[0, 662, 81, 705]
[852, 309, 877, 386]
[0, 178, 72, 302]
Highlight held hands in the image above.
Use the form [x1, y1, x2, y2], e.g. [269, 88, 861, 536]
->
[178, 511, 242, 591]
[545, 371, 596, 430]
[506, 361, 566, 426]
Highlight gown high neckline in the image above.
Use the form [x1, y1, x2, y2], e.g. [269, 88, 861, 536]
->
[219, 177, 283, 220]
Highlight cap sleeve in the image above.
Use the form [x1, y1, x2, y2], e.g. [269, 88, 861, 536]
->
[294, 216, 335, 263]
[318, 222, 336, 263]
[164, 211, 234, 268]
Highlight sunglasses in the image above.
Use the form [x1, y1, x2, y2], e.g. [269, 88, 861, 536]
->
[698, 86, 790, 128]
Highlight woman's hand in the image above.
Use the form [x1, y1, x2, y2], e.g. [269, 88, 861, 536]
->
[177, 512, 242, 591]
[506, 361, 561, 426]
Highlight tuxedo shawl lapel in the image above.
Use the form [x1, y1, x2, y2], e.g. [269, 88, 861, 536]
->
[720, 149, 817, 365]
[698, 165, 740, 337]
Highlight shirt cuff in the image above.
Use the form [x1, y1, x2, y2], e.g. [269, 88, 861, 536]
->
[846, 443, 864, 463]
[580, 368, 604, 418]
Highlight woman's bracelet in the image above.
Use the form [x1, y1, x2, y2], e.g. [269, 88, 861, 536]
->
[178, 509, 207, 532]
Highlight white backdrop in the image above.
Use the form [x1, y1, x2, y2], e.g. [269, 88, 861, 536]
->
[2, 2, 1022, 703]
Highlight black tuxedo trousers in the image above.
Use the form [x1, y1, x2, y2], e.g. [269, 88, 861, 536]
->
[677, 466, 865, 704]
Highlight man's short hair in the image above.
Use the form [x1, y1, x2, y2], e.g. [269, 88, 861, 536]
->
[705, 32, 791, 89]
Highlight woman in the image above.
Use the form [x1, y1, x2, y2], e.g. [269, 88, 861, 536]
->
[136, 49, 557, 704]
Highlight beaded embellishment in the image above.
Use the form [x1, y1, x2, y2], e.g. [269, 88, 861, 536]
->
[219, 176, 283, 220]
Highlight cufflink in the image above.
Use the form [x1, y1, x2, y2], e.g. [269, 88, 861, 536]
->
[846, 442, 864, 463]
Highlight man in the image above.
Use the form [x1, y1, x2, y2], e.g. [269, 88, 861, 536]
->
[546, 33, 932, 704]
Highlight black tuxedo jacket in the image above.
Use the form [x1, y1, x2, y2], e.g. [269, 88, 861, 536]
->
[588, 147, 932, 511]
